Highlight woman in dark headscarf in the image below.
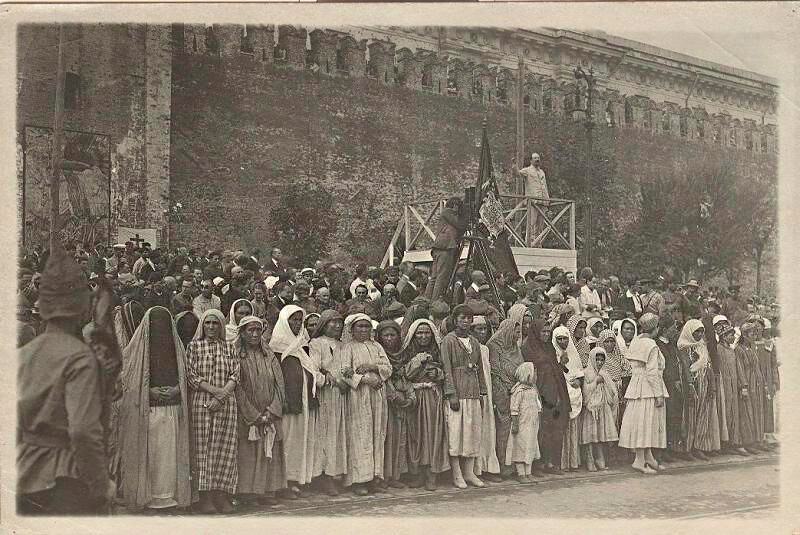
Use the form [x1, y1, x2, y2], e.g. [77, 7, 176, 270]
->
[376, 320, 416, 489]
[119, 306, 192, 511]
[522, 319, 570, 475]
[175, 310, 200, 350]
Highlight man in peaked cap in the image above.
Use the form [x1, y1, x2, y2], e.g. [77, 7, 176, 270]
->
[17, 245, 114, 515]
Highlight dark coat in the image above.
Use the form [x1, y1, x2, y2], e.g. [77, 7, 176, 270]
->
[431, 207, 466, 250]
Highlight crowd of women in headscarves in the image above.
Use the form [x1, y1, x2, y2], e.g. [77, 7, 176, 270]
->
[57, 243, 772, 515]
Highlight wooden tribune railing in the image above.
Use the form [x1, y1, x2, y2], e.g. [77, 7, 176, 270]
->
[381, 194, 580, 267]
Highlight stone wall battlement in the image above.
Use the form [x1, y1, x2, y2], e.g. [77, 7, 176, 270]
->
[176, 23, 778, 155]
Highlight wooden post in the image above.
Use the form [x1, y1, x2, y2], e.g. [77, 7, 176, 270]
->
[515, 57, 525, 195]
[49, 24, 66, 252]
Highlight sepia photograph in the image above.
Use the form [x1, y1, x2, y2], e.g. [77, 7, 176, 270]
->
[7, 2, 798, 529]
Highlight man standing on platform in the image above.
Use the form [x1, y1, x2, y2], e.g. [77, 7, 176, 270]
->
[426, 196, 466, 302]
[515, 152, 550, 247]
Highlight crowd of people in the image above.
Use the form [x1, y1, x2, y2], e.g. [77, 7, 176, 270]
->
[17, 239, 781, 515]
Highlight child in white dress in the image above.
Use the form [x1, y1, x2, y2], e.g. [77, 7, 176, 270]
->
[506, 362, 542, 483]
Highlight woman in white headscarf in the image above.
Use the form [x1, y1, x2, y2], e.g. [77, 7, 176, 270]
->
[226, 298, 254, 342]
[677, 318, 721, 460]
[233, 315, 287, 505]
[186, 308, 239, 513]
[551, 324, 583, 471]
[618, 313, 668, 474]
[337, 313, 393, 495]
[269, 305, 324, 498]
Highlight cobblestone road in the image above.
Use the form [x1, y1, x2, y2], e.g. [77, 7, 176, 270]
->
[236, 453, 780, 519]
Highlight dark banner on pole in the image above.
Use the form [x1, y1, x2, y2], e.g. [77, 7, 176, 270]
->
[476, 123, 519, 278]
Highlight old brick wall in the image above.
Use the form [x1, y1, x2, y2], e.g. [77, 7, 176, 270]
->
[16, 23, 171, 248]
[170, 38, 777, 295]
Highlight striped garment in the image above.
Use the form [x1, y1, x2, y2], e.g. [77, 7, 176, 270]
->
[187, 338, 240, 493]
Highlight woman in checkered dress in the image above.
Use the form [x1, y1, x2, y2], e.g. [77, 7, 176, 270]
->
[187, 309, 240, 514]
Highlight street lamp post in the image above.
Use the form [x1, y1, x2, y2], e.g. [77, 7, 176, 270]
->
[574, 66, 596, 270]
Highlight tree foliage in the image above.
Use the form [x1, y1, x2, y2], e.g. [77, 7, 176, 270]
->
[270, 181, 336, 266]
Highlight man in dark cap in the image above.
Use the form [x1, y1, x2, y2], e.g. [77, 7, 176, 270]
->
[640, 278, 666, 317]
[17, 245, 114, 514]
[426, 196, 466, 302]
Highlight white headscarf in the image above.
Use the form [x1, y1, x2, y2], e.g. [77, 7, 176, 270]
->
[226, 298, 254, 342]
[342, 313, 373, 344]
[677, 318, 709, 374]
[551, 324, 584, 379]
[552, 324, 583, 418]
[612, 318, 638, 357]
[269, 304, 319, 394]
[193, 308, 227, 341]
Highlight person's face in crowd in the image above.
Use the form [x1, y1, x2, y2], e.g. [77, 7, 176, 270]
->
[352, 319, 372, 342]
[556, 335, 569, 350]
[211, 253, 220, 263]
[685, 286, 697, 298]
[566, 272, 575, 284]
[454, 312, 473, 335]
[272, 248, 282, 261]
[293, 271, 303, 283]
[317, 287, 331, 304]
[193, 268, 203, 282]
[595, 351, 606, 370]
[114, 248, 124, 258]
[714, 321, 730, 336]
[539, 322, 552, 343]
[532, 155, 541, 169]
[379, 327, 400, 352]
[514, 321, 524, 345]
[586, 277, 595, 290]
[522, 314, 532, 338]
[479, 288, 492, 301]
[355, 286, 368, 301]
[181, 265, 191, 277]
[242, 322, 263, 347]
[203, 316, 221, 339]
[472, 323, 489, 345]
[279, 285, 294, 302]
[621, 320, 636, 343]
[692, 327, 705, 342]
[387, 271, 400, 285]
[746, 303, 756, 313]
[201, 281, 213, 298]
[573, 320, 586, 340]
[287, 311, 304, 336]
[181, 281, 192, 297]
[722, 330, 736, 346]
[234, 303, 253, 326]
[324, 319, 344, 340]
[609, 276, 620, 289]
[590, 321, 604, 338]
[306, 315, 320, 334]
[253, 286, 265, 302]
[602, 337, 617, 355]
[303, 271, 314, 285]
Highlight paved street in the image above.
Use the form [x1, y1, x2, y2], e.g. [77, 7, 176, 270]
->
[226, 452, 779, 519]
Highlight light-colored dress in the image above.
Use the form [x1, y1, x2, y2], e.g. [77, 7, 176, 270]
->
[339, 340, 392, 485]
[580, 364, 619, 444]
[477, 344, 500, 474]
[309, 336, 348, 477]
[441, 333, 486, 457]
[619, 336, 668, 449]
[505, 383, 541, 464]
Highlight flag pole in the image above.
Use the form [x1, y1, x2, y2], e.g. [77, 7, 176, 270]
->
[50, 24, 66, 253]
